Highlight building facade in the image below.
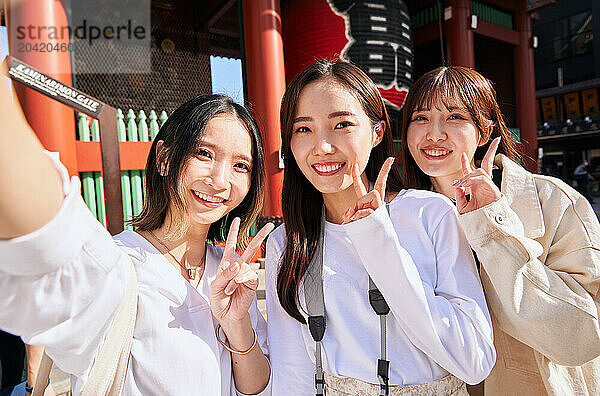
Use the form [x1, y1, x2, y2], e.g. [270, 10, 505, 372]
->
[533, 0, 599, 196]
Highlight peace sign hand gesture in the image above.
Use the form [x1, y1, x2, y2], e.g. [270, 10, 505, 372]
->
[342, 157, 395, 224]
[210, 217, 274, 326]
[453, 137, 502, 215]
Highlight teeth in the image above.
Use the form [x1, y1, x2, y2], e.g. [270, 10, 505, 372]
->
[314, 163, 343, 173]
[193, 190, 224, 203]
[424, 149, 450, 157]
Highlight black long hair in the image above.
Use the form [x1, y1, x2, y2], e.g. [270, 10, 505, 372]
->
[278, 60, 403, 323]
[131, 94, 265, 248]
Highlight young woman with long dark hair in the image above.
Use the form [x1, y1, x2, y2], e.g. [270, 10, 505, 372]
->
[0, 86, 272, 395]
[265, 60, 496, 395]
[401, 66, 600, 395]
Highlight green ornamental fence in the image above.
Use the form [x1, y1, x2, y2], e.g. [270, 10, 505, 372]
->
[471, 1, 513, 30]
[411, 1, 514, 31]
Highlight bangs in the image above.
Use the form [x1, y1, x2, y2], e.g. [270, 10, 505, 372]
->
[410, 68, 489, 120]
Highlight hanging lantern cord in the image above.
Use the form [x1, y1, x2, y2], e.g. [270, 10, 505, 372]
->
[437, 0, 446, 66]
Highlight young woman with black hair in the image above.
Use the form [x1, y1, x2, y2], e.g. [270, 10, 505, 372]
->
[0, 82, 272, 394]
[265, 60, 496, 395]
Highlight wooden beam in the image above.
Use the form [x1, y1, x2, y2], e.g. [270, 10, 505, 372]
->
[413, 23, 441, 47]
[475, 19, 519, 46]
[76, 141, 153, 172]
[207, 0, 237, 29]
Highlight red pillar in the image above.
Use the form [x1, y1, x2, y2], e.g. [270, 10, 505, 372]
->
[514, 2, 538, 172]
[445, 0, 475, 68]
[6, 0, 78, 177]
[242, 0, 285, 219]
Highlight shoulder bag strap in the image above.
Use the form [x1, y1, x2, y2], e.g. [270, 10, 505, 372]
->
[32, 352, 52, 396]
[304, 206, 326, 396]
[304, 187, 392, 396]
[368, 182, 391, 396]
[33, 259, 138, 396]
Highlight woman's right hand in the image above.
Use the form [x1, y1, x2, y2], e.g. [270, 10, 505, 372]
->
[453, 137, 502, 214]
[209, 218, 274, 327]
[343, 157, 395, 223]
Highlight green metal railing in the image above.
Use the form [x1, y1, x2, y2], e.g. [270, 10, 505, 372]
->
[508, 127, 520, 142]
[77, 109, 167, 230]
[471, 1, 513, 29]
[411, 3, 441, 30]
[411, 1, 513, 31]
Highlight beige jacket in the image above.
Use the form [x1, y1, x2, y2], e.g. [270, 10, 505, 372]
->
[459, 155, 600, 396]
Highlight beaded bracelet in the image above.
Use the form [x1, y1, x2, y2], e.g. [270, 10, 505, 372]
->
[214, 323, 257, 355]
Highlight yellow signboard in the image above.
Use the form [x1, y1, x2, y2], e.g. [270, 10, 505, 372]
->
[541, 96, 557, 121]
[563, 92, 581, 118]
[582, 89, 599, 115]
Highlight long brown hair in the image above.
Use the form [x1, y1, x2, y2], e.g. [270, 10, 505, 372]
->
[278, 60, 403, 323]
[130, 94, 264, 248]
[399, 66, 521, 190]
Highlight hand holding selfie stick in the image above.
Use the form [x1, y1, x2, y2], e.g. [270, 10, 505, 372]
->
[2, 55, 124, 234]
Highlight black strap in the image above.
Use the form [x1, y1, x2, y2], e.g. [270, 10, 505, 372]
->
[304, 184, 391, 396]
[369, 288, 390, 315]
[308, 315, 326, 342]
[305, 207, 326, 396]
[370, 287, 389, 396]
[369, 181, 390, 396]
[378, 359, 390, 395]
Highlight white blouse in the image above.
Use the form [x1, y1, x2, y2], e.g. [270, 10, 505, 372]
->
[265, 189, 495, 395]
[0, 156, 271, 396]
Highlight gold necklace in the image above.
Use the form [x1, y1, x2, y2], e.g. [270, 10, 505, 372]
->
[149, 231, 204, 281]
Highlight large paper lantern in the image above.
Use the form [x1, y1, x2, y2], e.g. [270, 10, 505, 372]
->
[282, 0, 413, 114]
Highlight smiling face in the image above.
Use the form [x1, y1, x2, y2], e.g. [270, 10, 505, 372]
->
[179, 114, 253, 226]
[289, 78, 382, 194]
[406, 98, 484, 188]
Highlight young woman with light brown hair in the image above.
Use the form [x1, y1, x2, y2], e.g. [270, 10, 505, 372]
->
[401, 66, 600, 395]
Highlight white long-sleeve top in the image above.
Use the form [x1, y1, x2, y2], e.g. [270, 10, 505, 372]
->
[0, 156, 270, 396]
[265, 189, 495, 395]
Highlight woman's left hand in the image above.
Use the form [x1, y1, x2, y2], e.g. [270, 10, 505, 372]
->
[209, 217, 274, 326]
[453, 137, 502, 214]
[343, 157, 395, 223]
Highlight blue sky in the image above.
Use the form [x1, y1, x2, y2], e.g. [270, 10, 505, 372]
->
[0, 26, 7, 59]
[0, 26, 12, 97]
[210, 56, 244, 105]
